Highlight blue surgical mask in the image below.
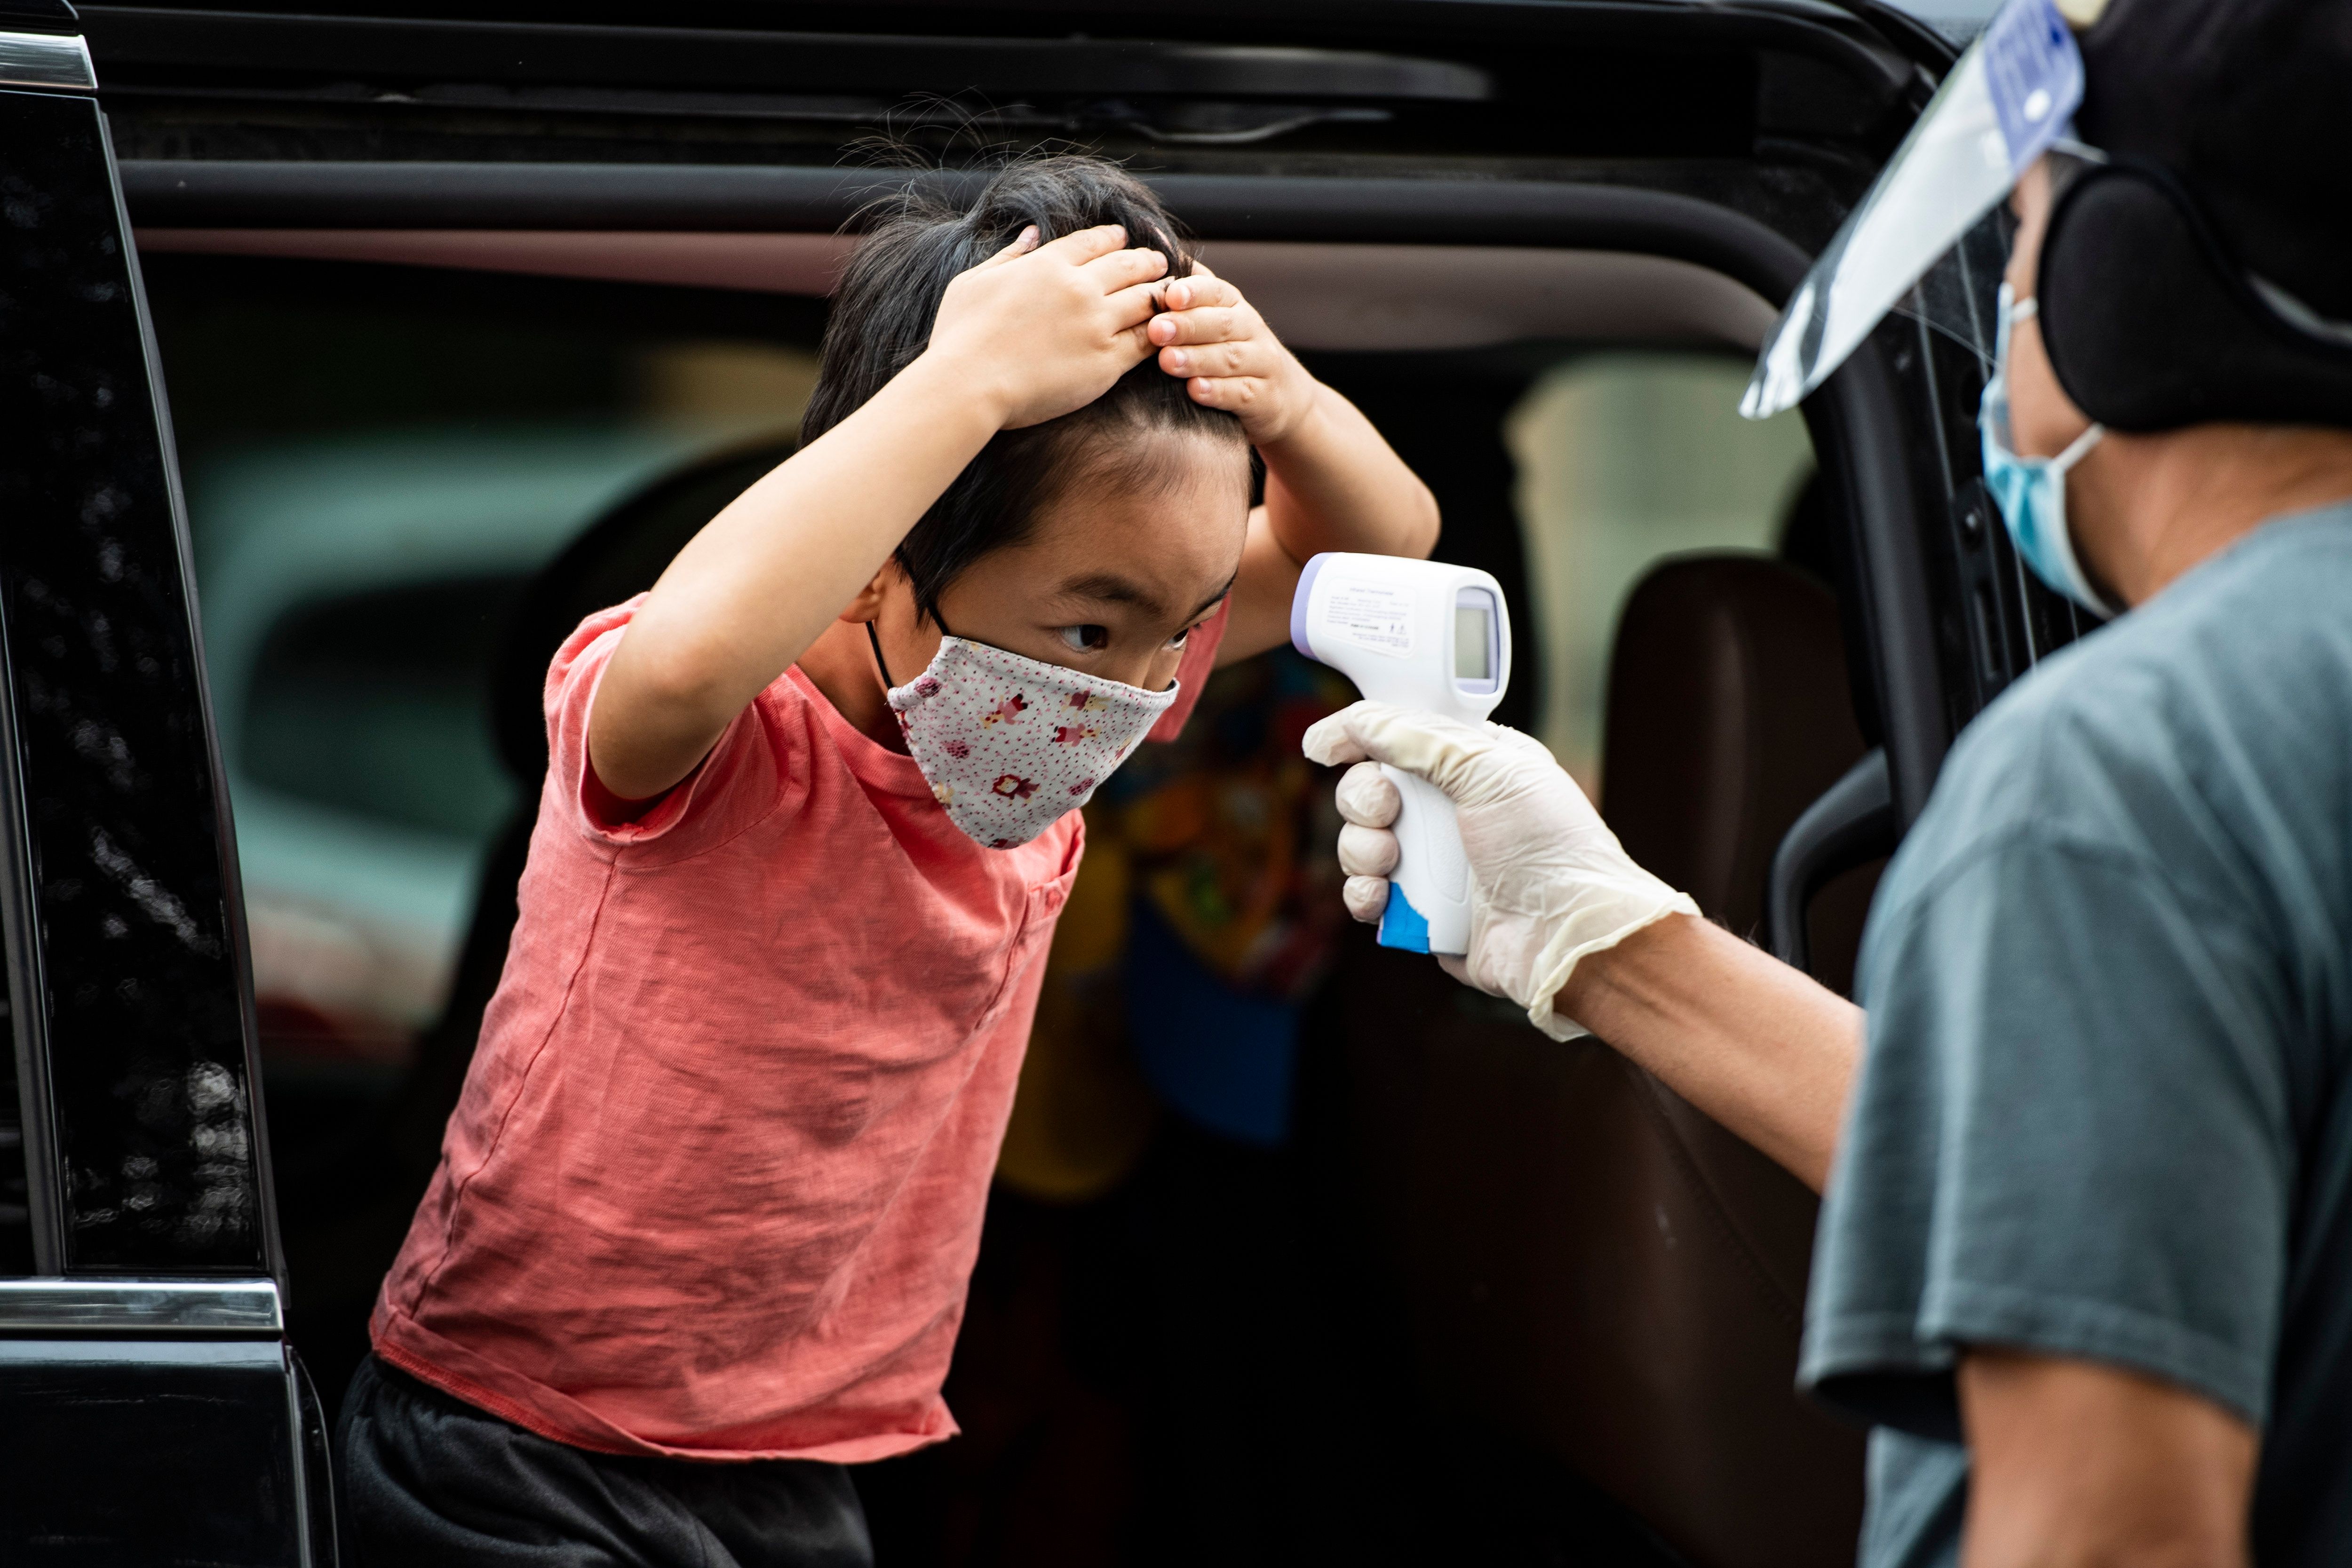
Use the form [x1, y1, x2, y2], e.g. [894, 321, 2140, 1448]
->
[1980, 282, 2115, 615]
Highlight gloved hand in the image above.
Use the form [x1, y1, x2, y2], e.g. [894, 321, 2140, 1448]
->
[1303, 700, 1699, 1040]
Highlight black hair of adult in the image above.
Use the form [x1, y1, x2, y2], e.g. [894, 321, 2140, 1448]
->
[802, 155, 1250, 628]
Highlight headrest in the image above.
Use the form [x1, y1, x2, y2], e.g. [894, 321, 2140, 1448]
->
[491, 438, 797, 783]
[1600, 555, 1863, 935]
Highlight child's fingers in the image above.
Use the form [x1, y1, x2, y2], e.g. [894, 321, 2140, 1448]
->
[1107, 277, 1174, 331]
[1160, 337, 1271, 381]
[1158, 274, 1241, 313]
[1185, 374, 1272, 415]
[1082, 246, 1170, 296]
[1119, 318, 1161, 360]
[1148, 304, 1246, 348]
[977, 225, 1041, 268]
[1030, 223, 1131, 267]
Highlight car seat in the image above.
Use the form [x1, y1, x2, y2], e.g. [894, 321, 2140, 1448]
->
[1327, 552, 1874, 1568]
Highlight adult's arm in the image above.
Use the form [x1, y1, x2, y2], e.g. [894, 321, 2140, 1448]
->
[1958, 1348, 2257, 1568]
[1303, 701, 1858, 1193]
[1557, 912, 1858, 1192]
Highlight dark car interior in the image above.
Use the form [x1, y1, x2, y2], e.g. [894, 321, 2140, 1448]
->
[128, 231, 1873, 1565]
[0, 2, 2102, 1563]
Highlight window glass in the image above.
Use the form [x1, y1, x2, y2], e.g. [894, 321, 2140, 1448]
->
[147, 260, 821, 1122]
[1506, 352, 1815, 791]
[195, 430, 695, 1075]
[0, 1024, 29, 1275]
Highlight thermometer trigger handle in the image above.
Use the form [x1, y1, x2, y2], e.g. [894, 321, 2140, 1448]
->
[1377, 766, 1473, 957]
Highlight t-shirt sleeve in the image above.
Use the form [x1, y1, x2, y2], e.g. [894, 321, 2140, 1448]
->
[1145, 598, 1231, 744]
[1803, 832, 2298, 1436]
[544, 596, 793, 859]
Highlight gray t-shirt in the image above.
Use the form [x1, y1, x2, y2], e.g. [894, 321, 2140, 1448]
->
[1804, 504, 2352, 1568]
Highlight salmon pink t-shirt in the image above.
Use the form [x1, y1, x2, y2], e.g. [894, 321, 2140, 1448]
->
[371, 595, 1225, 1461]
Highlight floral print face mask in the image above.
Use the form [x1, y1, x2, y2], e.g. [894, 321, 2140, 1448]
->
[870, 621, 1180, 850]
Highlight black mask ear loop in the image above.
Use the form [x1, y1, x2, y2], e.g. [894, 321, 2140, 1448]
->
[866, 599, 955, 697]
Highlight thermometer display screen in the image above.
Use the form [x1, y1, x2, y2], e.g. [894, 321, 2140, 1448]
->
[1454, 603, 1493, 681]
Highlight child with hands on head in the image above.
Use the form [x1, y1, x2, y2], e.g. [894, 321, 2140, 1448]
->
[342, 155, 1437, 1568]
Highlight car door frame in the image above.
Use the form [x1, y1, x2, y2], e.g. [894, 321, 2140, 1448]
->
[0, 16, 332, 1565]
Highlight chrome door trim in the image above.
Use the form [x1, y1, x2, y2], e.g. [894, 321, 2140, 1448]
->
[0, 31, 95, 94]
[0, 1277, 282, 1333]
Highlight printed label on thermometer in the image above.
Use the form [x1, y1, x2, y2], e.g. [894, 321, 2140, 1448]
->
[1325, 579, 1414, 657]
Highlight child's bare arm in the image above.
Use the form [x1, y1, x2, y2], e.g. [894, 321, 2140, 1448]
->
[590, 225, 1170, 803]
[1146, 266, 1442, 664]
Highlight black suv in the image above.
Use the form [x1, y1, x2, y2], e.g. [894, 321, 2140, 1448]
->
[0, 2, 2086, 1563]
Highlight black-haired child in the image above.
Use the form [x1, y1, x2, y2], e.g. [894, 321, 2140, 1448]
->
[340, 155, 1438, 1566]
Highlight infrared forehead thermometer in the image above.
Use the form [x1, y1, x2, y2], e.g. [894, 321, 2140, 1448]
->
[1291, 553, 1511, 957]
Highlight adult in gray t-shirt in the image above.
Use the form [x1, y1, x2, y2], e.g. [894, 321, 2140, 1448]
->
[1305, 3, 2352, 1560]
[1804, 506, 2352, 1567]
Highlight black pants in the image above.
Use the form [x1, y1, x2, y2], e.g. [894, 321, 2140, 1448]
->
[337, 1354, 874, 1568]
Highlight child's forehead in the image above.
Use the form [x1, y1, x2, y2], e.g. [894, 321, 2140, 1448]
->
[988, 509, 1243, 621]
[1030, 441, 1249, 533]
[1067, 414, 1251, 475]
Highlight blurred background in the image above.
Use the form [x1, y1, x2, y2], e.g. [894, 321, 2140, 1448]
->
[147, 249, 1815, 1565]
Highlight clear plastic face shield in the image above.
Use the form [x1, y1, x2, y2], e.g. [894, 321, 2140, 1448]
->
[1741, 0, 2092, 420]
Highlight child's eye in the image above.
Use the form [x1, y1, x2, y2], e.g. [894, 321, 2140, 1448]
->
[1057, 624, 1110, 653]
[1167, 624, 1194, 650]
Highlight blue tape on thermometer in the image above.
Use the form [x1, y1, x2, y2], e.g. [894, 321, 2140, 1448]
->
[1291, 553, 1512, 957]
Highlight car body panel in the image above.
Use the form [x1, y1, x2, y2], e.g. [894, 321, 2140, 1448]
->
[0, 53, 326, 1568]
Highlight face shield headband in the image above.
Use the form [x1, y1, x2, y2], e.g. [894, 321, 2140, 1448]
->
[1741, 0, 2086, 421]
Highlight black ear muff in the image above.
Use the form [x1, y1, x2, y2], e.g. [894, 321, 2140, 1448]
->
[2040, 162, 2352, 433]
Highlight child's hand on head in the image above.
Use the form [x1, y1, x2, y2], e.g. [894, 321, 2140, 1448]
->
[926, 223, 1170, 431]
[1148, 265, 1319, 445]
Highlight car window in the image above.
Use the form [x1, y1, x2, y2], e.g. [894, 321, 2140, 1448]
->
[1508, 352, 1816, 794]
[1872, 0, 2002, 42]
[0, 1021, 29, 1275]
[144, 258, 822, 1156]
[143, 257, 1825, 1184]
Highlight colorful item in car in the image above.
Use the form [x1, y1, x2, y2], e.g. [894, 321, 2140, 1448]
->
[997, 647, 1353, 1186]
[1103, 649, 1354, 1146]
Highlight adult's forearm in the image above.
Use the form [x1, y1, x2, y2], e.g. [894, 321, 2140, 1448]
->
[1557, 914, 1861, 1192]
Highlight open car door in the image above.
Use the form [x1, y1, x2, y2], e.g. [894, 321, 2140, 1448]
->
[0, 11, 333, 1564]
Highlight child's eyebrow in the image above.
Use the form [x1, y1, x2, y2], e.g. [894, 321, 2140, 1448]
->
[1056, 572, 1167, 615]
[1185, 574, 1239, 622]
[1054, 571, 1237, 623]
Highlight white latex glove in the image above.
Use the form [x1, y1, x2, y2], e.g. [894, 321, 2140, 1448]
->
[1303, 700, 1699, 1041]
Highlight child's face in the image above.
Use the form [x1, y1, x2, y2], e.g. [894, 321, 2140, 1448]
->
[919, 435, 1251, 691]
